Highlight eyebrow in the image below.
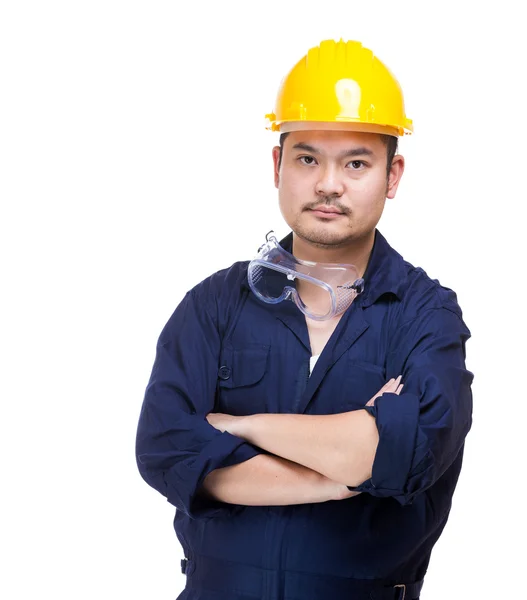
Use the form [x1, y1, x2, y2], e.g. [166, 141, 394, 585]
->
[292, 142, 374, 159]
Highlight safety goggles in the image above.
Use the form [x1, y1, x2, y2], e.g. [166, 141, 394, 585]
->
[248, 234, 365, 321]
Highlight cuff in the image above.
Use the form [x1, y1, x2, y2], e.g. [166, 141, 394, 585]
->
[168, 431, 261, 519]
[348, 392, 419, 501]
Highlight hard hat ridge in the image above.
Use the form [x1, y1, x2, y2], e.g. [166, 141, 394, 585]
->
[266, 38, 413, 137]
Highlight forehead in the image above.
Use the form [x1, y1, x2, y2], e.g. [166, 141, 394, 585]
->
[284, 130, 386, 155]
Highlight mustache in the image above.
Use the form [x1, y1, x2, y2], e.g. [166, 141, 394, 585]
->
[303, 198, 350, 215]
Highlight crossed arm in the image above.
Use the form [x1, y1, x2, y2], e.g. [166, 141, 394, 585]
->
[200, 377, 403, 506]
[139, 291, 473, 515]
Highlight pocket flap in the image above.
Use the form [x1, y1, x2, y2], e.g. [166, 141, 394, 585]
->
[219, 344, 270, 389]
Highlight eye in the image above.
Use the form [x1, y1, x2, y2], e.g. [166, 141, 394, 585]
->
[347, 160, 366, 170]
[299, 156, 317, 165]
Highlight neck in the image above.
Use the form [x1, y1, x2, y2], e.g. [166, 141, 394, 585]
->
[291, 230, 375, 279]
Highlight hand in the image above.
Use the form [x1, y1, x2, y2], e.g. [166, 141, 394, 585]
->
[365, 376, 404, 407]
[206, 412, 244, 436]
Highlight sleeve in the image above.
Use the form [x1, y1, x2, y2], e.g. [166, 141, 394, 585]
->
[348, 306, 474, 505]
[135, 286, 261, 519]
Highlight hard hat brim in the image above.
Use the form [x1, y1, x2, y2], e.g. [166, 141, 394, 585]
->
[274, 120, 412, 137]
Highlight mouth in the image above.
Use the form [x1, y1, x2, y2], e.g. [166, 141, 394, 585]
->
[308, 207, 345, 218]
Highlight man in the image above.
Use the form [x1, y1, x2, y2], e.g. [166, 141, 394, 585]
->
[136, 39, 473, 600]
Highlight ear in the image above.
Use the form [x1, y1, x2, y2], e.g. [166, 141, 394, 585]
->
[272, 146, 281, 188]
[386, 155, 405, 199]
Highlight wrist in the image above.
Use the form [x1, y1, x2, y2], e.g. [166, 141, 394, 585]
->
[231, 414, 253, 439]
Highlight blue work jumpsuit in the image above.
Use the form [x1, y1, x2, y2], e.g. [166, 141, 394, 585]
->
[136, 229, 474, 600]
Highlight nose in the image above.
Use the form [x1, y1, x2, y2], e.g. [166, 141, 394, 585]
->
[315, 165, 344, 198]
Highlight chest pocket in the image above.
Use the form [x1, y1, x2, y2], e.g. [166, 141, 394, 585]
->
[217, 344, 270, 415]
[333, 358, 387, 412]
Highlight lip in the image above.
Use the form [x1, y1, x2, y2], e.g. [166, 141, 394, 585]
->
[309, 208, 344, 218]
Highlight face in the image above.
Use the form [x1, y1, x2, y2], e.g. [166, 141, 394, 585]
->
[272, 130, 404, 249]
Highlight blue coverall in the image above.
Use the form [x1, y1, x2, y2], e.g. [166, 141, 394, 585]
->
[136, 229, 474, 600]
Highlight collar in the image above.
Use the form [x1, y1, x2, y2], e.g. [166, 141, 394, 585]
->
[277, 229, 407, 308]
[358, 229, 407, 307]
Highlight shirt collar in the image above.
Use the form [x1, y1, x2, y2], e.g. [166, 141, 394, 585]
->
[278, 229, 406, 308]
[359, 229, 407, 307]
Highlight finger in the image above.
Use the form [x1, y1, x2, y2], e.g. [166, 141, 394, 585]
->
[386, 380, 400, 392]
[381, 378, 396, 391]
[395, 384, 404, 394]
[388, 376, 403, 392]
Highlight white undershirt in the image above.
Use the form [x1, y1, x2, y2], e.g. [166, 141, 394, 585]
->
[309, 354, 321, 377]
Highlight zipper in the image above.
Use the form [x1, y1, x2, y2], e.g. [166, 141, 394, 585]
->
[292, 358, 310, 413]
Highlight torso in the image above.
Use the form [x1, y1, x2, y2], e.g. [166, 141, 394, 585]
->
[305, 314, 344, 355]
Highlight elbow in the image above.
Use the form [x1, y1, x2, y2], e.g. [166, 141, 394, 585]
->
[342, 465, 374, 489]
[136, 452, 164, 495]
[136, 452, 150, 483]
[328, 450, 375, 488]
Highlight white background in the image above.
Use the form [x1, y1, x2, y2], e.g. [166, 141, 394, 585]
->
[1, 1, 524, 598]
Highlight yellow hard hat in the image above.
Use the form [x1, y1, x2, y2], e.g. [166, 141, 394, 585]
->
[266, 39, 413, 137]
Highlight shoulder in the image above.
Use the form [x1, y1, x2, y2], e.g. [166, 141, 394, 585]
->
[387, 263, 473, 369]
[365, 231, 466, 329]
[158, 260, 250, 343]
[373, 229, 469, 335]
[188, 260, 251, 336]
[387, 257, 472, 347]
[190, 260, 250, 303]
[398, 260, 464, 322]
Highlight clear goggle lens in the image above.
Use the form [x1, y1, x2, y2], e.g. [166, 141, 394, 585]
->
[248, 234, 364, 320]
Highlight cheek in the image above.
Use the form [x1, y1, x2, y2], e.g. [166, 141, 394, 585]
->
[347, 184, 386, 224]
[278, 189, 296, 220]
[278, 177, 306, 213]
[352, 176, 386, 207]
